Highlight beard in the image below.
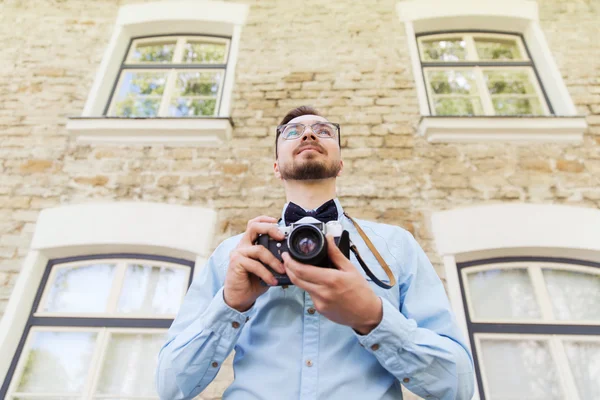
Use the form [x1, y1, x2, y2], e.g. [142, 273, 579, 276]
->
[279, 157, 341, 181]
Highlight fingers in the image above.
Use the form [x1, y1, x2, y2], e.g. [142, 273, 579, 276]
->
[241, 217, 285, 245]
[284, 258, 322, 293]
[234, 256, 279, 286]
[282, 252, 336, 285]
[238, 245, 285, 274]
[326, 235, 352, 271]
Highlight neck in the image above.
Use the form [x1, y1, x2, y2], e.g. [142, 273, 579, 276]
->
[283, 178, 337, 210]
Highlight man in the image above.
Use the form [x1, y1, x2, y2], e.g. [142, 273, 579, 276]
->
[156, 106, 475, 400]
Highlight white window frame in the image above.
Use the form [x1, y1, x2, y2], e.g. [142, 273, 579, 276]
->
[0, 202, 217, 391]
[396, 0, 587, 143]
[431, 203, 600, 400]
[36, 258, 190, 319]
[106, 35, 230, 118]
[462, 262, 600, 325]
[5, 326, 168, 400]
[420, 33, 551, 117]
[66, 0, 249, 146]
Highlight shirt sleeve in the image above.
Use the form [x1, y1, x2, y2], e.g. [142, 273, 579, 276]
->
[155, 241, 253, 400]
[354, 231, 475, 400]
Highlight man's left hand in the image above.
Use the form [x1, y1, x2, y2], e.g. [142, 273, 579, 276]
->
[282, 235, 383, 335]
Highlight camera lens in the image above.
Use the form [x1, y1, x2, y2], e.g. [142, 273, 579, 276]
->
[287, 224, 327, 265]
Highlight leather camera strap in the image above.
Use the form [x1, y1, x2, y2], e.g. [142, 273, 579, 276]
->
[344, 212, 397, 289]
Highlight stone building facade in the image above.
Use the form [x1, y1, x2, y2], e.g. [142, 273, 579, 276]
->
[0, 0, 599, 399]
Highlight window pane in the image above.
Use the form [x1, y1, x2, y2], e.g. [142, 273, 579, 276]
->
[168, 71, 223, 117]
[479, 338, 562, 400]
[427, 70, 478, 95]
[484, 70, 537, 95]
[491, 97, 543, 115]
[475, 37, 524, 60]
[15, 331, 97, 394]
[116, 264, 188, 315]
[484, 69, 545, 115]
[564, 340, 600, 399]
[174, 71, 223, 96]
[94, 332, 166, 397]
[111, 72, 167, 117]
[466, 268, 541, 320]
[543, 269, 600, 321]
[169, 98, 217, 117]
[421, 38, 467, 61]
[184, 41, 227, 63]
[128, 39, 176, 63]
[42, 264, 116, 313]
[433, 98, 483, 116]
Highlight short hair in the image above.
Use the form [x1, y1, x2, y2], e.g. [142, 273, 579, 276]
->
[275, 105, 340, 158]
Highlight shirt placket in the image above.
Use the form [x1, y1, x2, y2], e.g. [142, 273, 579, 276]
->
[299, 290, 319, 400]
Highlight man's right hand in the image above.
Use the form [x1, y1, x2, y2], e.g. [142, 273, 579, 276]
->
[224, 216, 286, 312]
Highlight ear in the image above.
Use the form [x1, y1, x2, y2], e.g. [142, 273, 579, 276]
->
[336, 159, 344, 177]
[274, 161, 282, 180]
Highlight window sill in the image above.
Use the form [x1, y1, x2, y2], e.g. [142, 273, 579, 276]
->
[418, 116, 587, 143]
[66, 117, 233, 146]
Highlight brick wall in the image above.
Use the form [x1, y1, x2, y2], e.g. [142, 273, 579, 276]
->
[0, 0, 599, 398]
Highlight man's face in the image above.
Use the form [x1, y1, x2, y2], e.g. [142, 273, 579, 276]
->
[274, 114, 343, 181]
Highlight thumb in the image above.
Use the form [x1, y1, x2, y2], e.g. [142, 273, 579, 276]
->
[326, 235, 352, 271]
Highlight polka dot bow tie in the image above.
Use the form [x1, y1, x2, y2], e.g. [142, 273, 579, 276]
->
[284, 199, 338, 226]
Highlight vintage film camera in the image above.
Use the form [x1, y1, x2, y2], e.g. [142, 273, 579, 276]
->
[255, 217, 351, 286]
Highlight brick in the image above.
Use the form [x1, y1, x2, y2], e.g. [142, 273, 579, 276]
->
[557, 159, 585, 173]
[74, 176, 109, 186]
[20, 160, 53, 173]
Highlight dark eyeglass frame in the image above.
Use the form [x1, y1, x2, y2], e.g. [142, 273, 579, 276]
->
[276, 122, 341, 140]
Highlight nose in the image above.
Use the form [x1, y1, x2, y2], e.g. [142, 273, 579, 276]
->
[301, 126, 318, 141]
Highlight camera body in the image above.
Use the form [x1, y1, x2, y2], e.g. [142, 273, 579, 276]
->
[256, 217, 351, 286]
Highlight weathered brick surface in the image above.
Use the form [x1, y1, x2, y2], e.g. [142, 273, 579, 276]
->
[1, 0, 599, 398]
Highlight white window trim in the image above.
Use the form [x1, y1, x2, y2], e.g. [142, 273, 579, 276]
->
[0, 202, 217, 385]
[396, 0, 587, 143]
[66, 0, 249, 146]
[430, 203, 600, 400]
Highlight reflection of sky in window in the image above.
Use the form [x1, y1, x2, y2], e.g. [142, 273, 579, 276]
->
[18, 331, 96, 393]
[44, 264, 115, 313]
[117, 264, 187, 314]
[454, 74, 469, 91]
[117, 73, 166, 98]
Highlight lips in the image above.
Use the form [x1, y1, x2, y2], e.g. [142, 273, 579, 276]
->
[296, 145, 323, 155]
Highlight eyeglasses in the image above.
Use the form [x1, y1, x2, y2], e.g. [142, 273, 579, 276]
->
[277, 122, 340, 140]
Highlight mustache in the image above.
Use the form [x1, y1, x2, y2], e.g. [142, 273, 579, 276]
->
[295, 142, 326, 155]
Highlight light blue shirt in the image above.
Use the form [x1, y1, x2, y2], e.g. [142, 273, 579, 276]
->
[156, 199, 475, 400]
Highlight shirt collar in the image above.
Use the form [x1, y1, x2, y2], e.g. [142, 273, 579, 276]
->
[280, 197, 344, 226]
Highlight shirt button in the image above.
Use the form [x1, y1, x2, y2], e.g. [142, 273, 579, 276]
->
[282, 285, 289, 289]
[403, 377, 410, 383]
[212, 362, 219, 368]
[232, 321, 240, 329]
[307, 307, 316, 315]
[371, 344, 380, 351]
[306, 360, 313, 367]
[245, 316, 250, 322]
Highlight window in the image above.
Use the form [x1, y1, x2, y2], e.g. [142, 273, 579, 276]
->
[459, 258, 600, 400]
[66, 1, 249, 145]
[431, 203, 600, 400]
[107, 35, 230, 118]
[396, 0, 587, 143]
[1, 254, 194, 399]
[419, 32, 550, 117]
